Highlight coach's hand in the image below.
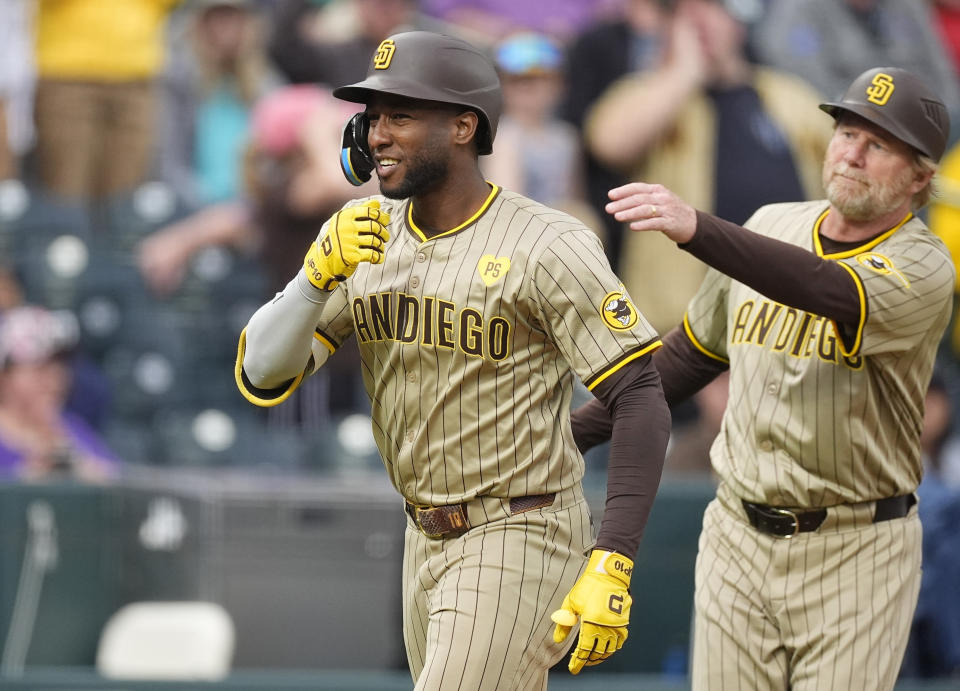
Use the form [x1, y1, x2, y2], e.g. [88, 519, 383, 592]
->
[606, 182, 697, 244]
[303, 201, 390, 291]
[551, 549, 633, 675]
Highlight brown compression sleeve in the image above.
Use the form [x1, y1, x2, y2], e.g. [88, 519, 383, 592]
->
[683, 211, 862, 325]
[654, 326, 728, 406]
[588, 354, 671, 557]
[571, 327, 726, 453]
[570, 398, 612, 454]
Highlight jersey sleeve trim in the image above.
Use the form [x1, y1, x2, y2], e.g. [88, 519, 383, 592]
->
[314, 328, 337, 353]
[585, 340, 662, 391]
[682, 313, 729, 363]
[234, 328, 305, 407]
[832, 261, 867, 356]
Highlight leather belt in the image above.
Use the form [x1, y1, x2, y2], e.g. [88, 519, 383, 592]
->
[405, 492, 557, 540]
[742, 494, 915, 539]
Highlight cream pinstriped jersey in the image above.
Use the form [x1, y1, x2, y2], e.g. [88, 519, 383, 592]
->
[302, 186, 660, 506]
[685, 200, 954, 507]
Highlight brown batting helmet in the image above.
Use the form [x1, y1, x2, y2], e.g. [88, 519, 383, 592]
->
[819, 66, 950, 162]
[333, 31, 502, 155]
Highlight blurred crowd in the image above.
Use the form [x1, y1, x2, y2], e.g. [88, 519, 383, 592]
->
[0, 0, 959, 678]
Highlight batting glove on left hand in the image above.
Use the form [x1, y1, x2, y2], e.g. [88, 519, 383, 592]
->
[303, 201, 390, 291]
[551, 549, 633, 675]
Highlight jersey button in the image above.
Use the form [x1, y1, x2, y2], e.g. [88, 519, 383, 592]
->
[407, 372, 417, 383]
[760, 440, 774, 452]
[767, 384, 779, 395]
[406, 430, 415, 443]
[416, 252, 427, 263]
[410, 276, 420, 288]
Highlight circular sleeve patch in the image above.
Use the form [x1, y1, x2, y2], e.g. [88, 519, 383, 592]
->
[600, 290, 639, 330]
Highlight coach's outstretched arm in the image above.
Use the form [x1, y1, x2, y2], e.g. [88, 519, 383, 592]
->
[605, 183, 863, 327]
[236, 201, 390, 403]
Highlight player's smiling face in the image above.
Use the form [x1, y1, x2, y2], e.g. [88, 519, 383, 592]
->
[365, 94, 464, 199]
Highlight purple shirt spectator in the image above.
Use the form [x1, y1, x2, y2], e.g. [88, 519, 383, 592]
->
[0, 412, 119, 480]
[420, 0, 627, 39]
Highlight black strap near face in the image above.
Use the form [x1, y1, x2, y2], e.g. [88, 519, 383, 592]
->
[340, 112, 375, 186]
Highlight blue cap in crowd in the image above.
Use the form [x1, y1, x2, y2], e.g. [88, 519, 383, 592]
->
[494, 33, 563, 76]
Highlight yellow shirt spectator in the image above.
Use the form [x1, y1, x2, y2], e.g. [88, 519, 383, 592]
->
[928, 142, 960, 352]
[35, 0, 181, 81]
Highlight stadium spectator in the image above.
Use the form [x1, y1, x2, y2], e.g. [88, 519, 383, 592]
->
[266, 0, 458, 88]
[576, 0, 832, 475]
[138, 84, 368, 297]
[159, 0, 283, 209]
[0, 0, 34, 182]
[31, 0, 182, 201]
[0, 306, 119, 483]
[137, 85, 372, 422]
[559, 0, 670, 271]
[482, 32, 600, 236]
[583, 0, 832, 337]
[0, 263, 112, 432]
[418, 0, 628, 42]
[752, 0, 960, 146]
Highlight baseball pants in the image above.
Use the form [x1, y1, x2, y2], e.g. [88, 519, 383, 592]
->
[691, 485, 922, 691]
[402, 486, 592, 691]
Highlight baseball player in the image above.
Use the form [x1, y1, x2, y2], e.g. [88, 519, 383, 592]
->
[234, 31, 671, 689]
[573, 66, 954, 690]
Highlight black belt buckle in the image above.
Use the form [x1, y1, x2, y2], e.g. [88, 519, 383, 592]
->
[742, 500, 825, 538]
[766, 506, 800, 539]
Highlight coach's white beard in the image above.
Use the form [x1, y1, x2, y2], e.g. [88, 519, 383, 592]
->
[822, 161, 914, 222]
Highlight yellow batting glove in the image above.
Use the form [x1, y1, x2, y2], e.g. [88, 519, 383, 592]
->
[303, 201, 391, 291]
[551, 549, 633, 675]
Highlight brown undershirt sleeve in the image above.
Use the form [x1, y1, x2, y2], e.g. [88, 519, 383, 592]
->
[653, 326, 728, 406]
[683, 211, 862, 325]
[571, 327, 727, 454]
[585, 354, 671, 557]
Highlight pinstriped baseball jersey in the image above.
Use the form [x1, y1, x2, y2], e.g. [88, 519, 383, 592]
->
[684, 199, 954, 507]
[298, 184, 660, 506]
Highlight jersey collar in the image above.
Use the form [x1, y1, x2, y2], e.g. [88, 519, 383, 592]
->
[406, 183, 500, 243]
[812, 208, 913, 259]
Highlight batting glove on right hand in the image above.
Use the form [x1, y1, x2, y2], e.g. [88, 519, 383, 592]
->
[303, 201, 390, 291]
[551, 549, 633, 675]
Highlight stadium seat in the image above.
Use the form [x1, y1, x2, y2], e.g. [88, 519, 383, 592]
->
[15, 233, 93, 310]
[1, 186, 91, 252]
[101, 418, 159, 466]
[153, 406, 306, 469]
[96, 601, 235, 680]
[98, 342, 192, 424]
[99, 182, 185, 252]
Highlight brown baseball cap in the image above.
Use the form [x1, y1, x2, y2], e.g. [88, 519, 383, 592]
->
[820, 66, 951, 162]
[333, 31, 502, 155]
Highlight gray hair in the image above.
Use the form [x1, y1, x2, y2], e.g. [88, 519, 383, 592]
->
[912, 154, 939, 210]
